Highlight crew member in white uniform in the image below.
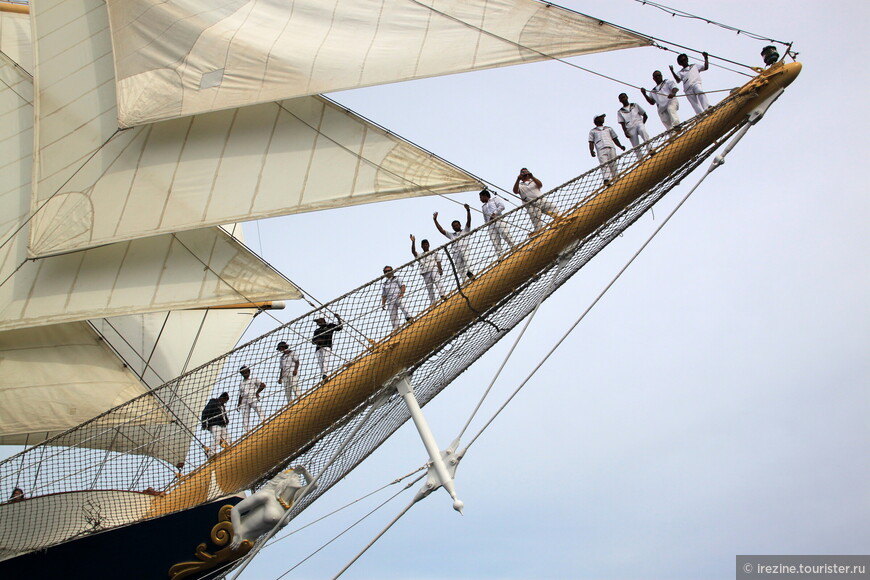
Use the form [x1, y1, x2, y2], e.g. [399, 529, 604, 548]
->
[670, 52, 710, 115]
[276, 340, 301, 402]
[381, 265, 412, 330]
[479, 189, 514, 256]
[433, 204, 474, 281]
[237, 365, 266, 431]
[410, 234, 447, 305]
[513, 168, 557, 232]
[616, 92, 650, 161]
[588, 114, 626, 184]
[641, 70, 680, 130]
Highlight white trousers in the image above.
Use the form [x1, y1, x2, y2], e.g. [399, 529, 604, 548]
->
[386, 297, 411, 330]
[448, 246, 471, 279]
[523, 197, 558, 231]
[486, 220, 514, 255]
[240, 400, 264, 431]
[596, 146, 618, 182]
[684, 83, 709, 114]
[316, 347, 333, 378]
[281, 371, 301, 401]
[209, 425, 228, 455]
[625, 124, 650, 161]
[421, 271, 446, 304]
[657, 99, 680, 129]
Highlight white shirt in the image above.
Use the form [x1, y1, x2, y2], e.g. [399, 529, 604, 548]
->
[650, 79, 678, 110]
[677, 64, 703, 88]
[517, 179, 542, 201]
[617, 103, 647, 129]
[588, 126, 619, 152]
[417, 250, 442, 276]
[481, 198, 505, 222]
[446, 226, 470, 252]
[381, 276, 404, 302]
[240, 376, 263, 403]
[279, 350, 299, 377]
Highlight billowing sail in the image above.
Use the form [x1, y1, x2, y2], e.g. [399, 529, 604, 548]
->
[0, 322, 155, 444]
[0, 7, 30, 73]
[107, 0, 650, 127]
[91, 308, 257, 390]
[0, 46, 300, 333]
[27, 0, 482, 256]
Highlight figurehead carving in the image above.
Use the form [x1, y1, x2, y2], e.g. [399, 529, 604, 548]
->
[229, 465, 315, 550]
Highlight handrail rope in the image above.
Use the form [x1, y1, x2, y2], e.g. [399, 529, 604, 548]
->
[461, 122, 750, 455]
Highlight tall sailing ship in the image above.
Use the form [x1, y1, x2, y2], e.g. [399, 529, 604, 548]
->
[0, 1, 800, 577]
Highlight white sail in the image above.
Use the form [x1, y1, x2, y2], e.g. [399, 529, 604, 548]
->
[0, 8, 30, 73]
[0, 308, 256, 454]
[27, 0, 481, 256]
[0, 49, 301, 333]
[91, 308, 256, 390]
[106, 0, 650, 127]
[29, 95, 480, 256]
[0, 322, 154, 443]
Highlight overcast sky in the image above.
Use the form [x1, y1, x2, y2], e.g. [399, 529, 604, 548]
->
[204, 1, 868, 578]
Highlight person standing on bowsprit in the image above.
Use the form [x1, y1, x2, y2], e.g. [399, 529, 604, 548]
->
[312, 315, 343, 381]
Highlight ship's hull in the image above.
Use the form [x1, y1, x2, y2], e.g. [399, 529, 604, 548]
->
[0, 495, 245, 580]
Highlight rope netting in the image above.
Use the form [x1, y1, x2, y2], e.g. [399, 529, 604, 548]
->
[0, 95, 749, 559]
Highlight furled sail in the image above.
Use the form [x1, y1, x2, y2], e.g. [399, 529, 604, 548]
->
[27, 0, 482, 257]
[0, 45, 300, 333]
[106, 0, 651, 127]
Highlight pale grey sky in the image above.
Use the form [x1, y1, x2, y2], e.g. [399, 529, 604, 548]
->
[135, 0, 870, 578]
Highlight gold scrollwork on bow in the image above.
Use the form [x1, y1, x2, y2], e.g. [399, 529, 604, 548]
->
[168, 505, 252, 579]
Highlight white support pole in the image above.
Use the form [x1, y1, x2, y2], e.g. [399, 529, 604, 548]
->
[393, 375, 464, 514]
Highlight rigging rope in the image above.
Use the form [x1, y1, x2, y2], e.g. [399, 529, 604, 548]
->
[631, 0, 792, 45]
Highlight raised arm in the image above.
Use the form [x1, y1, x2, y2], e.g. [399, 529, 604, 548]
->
[410, 234, 418, 257]
[669, 64, 681, 83]
[433, 212, 448, 237]
[464, 204, 472, 229]
[701, 51, 709, 72]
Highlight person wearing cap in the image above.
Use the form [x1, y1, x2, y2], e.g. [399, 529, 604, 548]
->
[670, 52, 710, 115]
[312, 315, 343, 381]
[410, 234, 447, 305]
[433, 204, 474, 281]
[200, 392, 230, 457]
[381, 265, 412, 330]
[617, 92, 650, 161]
[237, 366, 266, 431]
[641, 70, 680, 129]
[589, 114, 626, 185]
[513, 168, 557, 232]
[479, 189, 514, 256]
[276, 341, 301, 403]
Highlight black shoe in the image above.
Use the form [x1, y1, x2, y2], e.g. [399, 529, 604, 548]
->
[322, 374, 328, 381]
